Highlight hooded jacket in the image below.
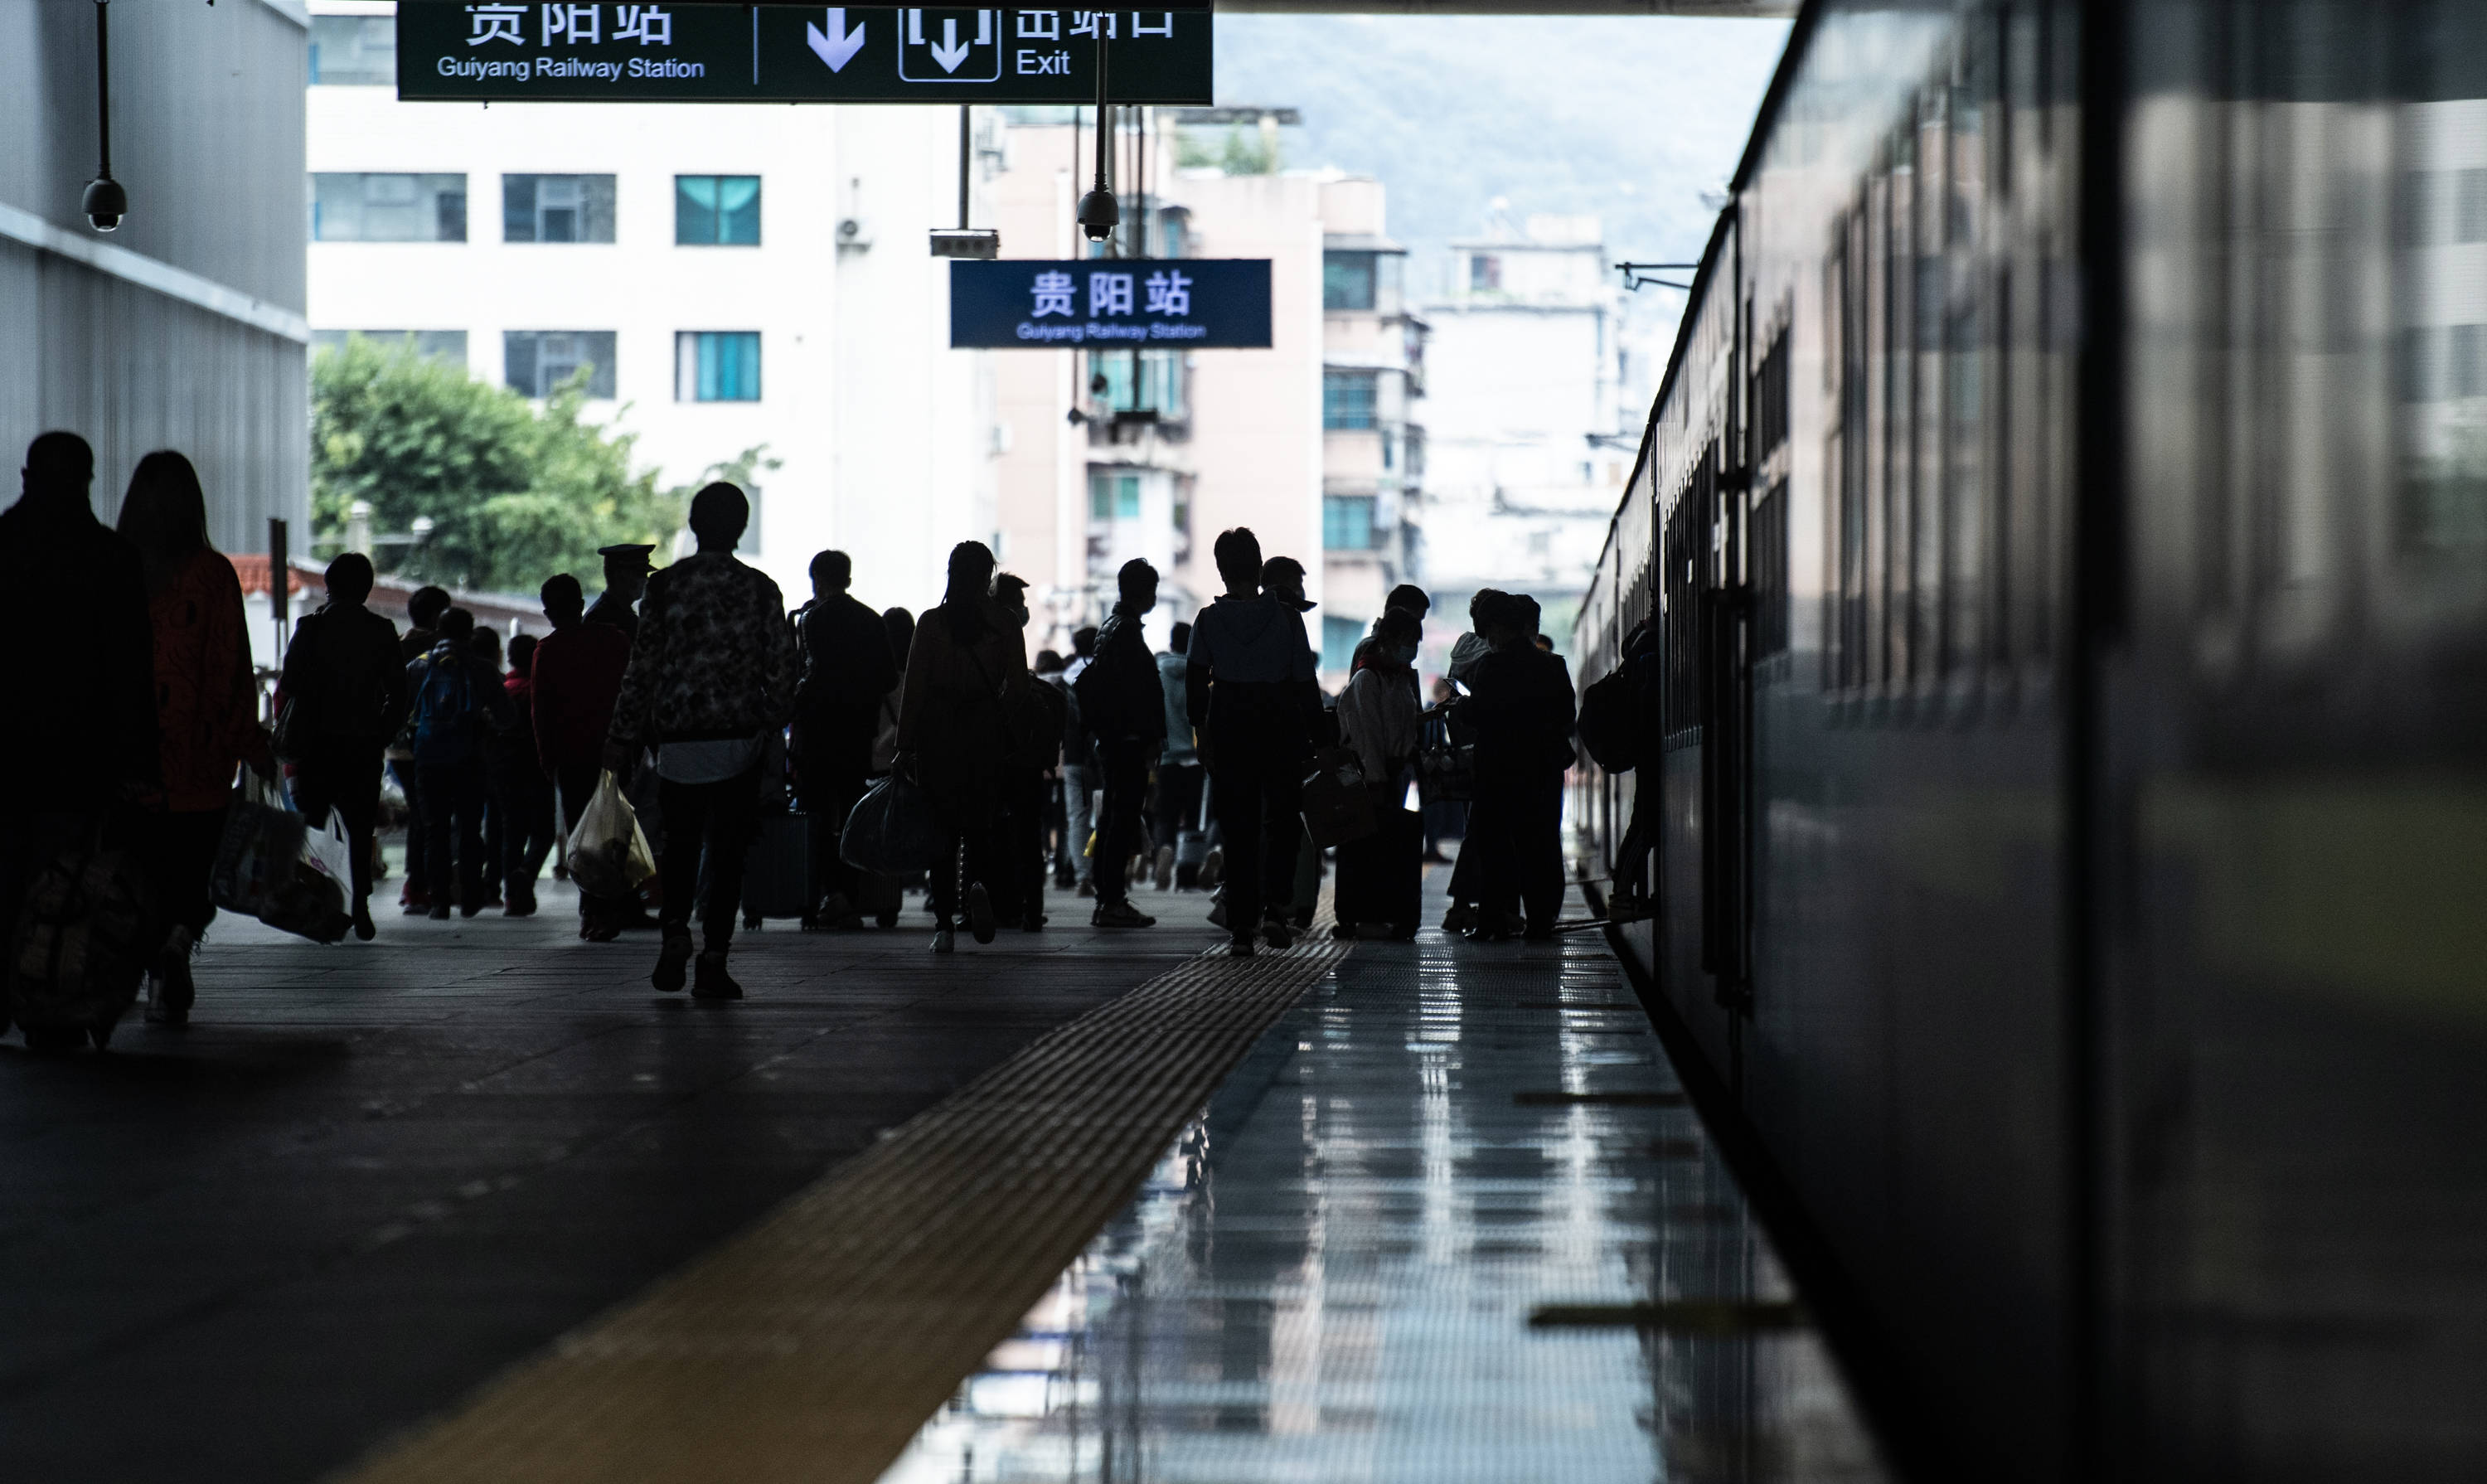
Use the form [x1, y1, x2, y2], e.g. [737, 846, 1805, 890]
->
[1183, 594, 1316, 732]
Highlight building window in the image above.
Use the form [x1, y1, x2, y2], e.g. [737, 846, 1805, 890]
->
[1323, 371, 1378, 429]
[503, 175, 616, 244]
[505, 331, 616, 399]
[310, 330, 468, 367]
[1470, 252, 1502, 290]
[1086, 350, 1187, 419]
[1324, 252, 1376, 311]
[308, 15, 395, 85]
[308, 173, 466, 242]
[1321, 616, 1362, 673]
[675, 176, 762, 245]
[1089, 472, 1142, 521]
[1158, 209, 1190, 259]
[674, 332, 761, 402]
[1323, 494, 1377, 550]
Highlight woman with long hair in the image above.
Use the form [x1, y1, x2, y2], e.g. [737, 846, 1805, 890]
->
[116, 451, 271, 1025]
[892, 543, 1028, 952]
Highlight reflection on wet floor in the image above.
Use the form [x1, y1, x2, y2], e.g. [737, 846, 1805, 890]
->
[879, 926, 1888, 1484]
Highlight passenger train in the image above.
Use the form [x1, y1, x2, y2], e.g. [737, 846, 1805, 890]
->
[1573, 2, 2487, 1479]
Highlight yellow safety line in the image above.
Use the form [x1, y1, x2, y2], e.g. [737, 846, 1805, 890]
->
[332, 932, 1349, 1484]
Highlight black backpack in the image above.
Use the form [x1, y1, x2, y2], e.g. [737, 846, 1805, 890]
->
[1576, 660, 1643, 773]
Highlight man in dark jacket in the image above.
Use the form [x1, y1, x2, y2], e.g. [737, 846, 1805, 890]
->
[406, 607, 514, 920]
[1459, 592, 1576, 939]
[790, 549, 895, 927]
[1187, 528, 1320, 955]
[0, 433, 158, 994]
[1075, 559, 1166, 929]
[282, 553, 411, 939]
[603, 484, 797, 998]
[585, 543, 651, 643]
[530, 573, 633, 939]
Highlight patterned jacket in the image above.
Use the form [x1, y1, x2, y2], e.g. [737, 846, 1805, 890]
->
[607, 551, 797, 748]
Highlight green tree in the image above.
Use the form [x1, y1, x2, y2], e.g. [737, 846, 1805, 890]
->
[310, 334, 684, 594]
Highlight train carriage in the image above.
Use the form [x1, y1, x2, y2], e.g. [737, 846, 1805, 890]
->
[1574, 2, 2487, 1479]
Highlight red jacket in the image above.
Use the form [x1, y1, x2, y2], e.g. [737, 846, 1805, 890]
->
[528, 619, 631, 776]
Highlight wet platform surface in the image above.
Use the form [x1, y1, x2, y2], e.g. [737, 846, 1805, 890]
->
[0, 867, 1887, 1483]
[880, 882, 1888, 1484]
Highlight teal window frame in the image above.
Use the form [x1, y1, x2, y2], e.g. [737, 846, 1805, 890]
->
[676, 175, 762, 246]
[676, 332, 762, 402]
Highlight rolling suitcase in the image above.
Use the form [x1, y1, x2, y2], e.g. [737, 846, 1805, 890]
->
[739, 811, 812, 923]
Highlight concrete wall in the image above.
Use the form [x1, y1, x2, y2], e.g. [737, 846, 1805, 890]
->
[0, 0, 310, 553]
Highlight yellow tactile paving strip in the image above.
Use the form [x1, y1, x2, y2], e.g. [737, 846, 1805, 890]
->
[332, 934, 1350, 1484]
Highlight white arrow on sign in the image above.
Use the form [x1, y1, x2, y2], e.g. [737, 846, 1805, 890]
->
[806, 7, 865, 71]
[907, 9, 994, 74]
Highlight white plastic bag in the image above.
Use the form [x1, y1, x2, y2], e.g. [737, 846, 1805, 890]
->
[216, 772, 351, 943]
[565, 769, 656, 897]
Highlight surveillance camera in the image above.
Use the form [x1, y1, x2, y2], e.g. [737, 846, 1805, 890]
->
[1077, 187, 1119, 243]
[82, 175, 126, 233]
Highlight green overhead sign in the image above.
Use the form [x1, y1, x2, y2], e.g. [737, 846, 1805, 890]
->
[395, 5, 1212, 104]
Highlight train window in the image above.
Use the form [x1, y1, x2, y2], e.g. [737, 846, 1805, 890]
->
[1754, 327, 1791, 462]
[1754, 479, 1791, 660]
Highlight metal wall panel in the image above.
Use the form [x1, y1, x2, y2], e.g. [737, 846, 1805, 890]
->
[0, 0, 308, 550]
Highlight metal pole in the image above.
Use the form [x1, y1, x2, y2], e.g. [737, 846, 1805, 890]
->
[1093, 32, 1112, 205]
[94, 0, 111, 181]
[957, 104, 971, 230]
[268, 517, 289, 665]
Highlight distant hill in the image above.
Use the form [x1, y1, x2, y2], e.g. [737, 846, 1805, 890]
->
[1209, 14, 1791, 302]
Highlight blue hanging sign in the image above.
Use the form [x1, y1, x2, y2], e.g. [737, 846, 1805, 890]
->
[950, 259, 1272, 348]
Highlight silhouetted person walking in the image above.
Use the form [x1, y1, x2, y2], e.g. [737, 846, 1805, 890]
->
[115, 452, 274, 1023]
[1153, 620, 1203, 889]
[790, 549, 895, 928]
[282, 554, 411, 943]
[1076, 559, 1165, 929]
[894, 541, 1027, 953]
[992, 573, 1060, 931]
[406, 607, 512, 919]
[0, 433, 158, 998]
[1187, 528, 1319, 955]
[530, 574, 633, 938]
[491, 631, 556, 915]
[1333, 607, 1425, 940]
[1461, 593, 1574, 939]
[1057, 623, 1100, 895]
[390, 584, 451, 914]
[604, 484, 796, 997]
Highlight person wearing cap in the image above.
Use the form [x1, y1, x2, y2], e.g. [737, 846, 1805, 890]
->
[1185, 528, 1320, 956]
[1073, 558, 1166, 930]
[586, 543, 652, 643]
[602, 486, 796, 999]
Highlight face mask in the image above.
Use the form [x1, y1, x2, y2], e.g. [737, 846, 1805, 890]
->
[1006, 605, 1030, 628]
[1394, 643, 1418, 665]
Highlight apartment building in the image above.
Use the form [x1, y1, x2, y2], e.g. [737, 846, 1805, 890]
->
[1416, 211, 1645, 652]
[303, 2, 996, 609]
[987, 113, 1425, 680]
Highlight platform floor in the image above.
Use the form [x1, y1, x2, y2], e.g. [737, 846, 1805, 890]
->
[0, 865, 1884, 1483]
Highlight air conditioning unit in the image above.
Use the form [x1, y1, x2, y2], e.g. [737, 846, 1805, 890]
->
[836, 216, 874, 251]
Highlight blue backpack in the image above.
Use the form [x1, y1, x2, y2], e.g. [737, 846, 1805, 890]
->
[410, 646, 480, 765]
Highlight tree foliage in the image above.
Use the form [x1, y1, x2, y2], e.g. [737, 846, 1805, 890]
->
[310, 334, 685, 594]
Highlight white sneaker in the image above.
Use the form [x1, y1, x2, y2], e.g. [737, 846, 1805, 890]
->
[932, 926, 957, 953]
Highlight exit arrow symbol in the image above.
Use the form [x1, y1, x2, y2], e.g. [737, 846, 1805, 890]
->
[806, 7, 865, 71]
[928, 17, 972, 72]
